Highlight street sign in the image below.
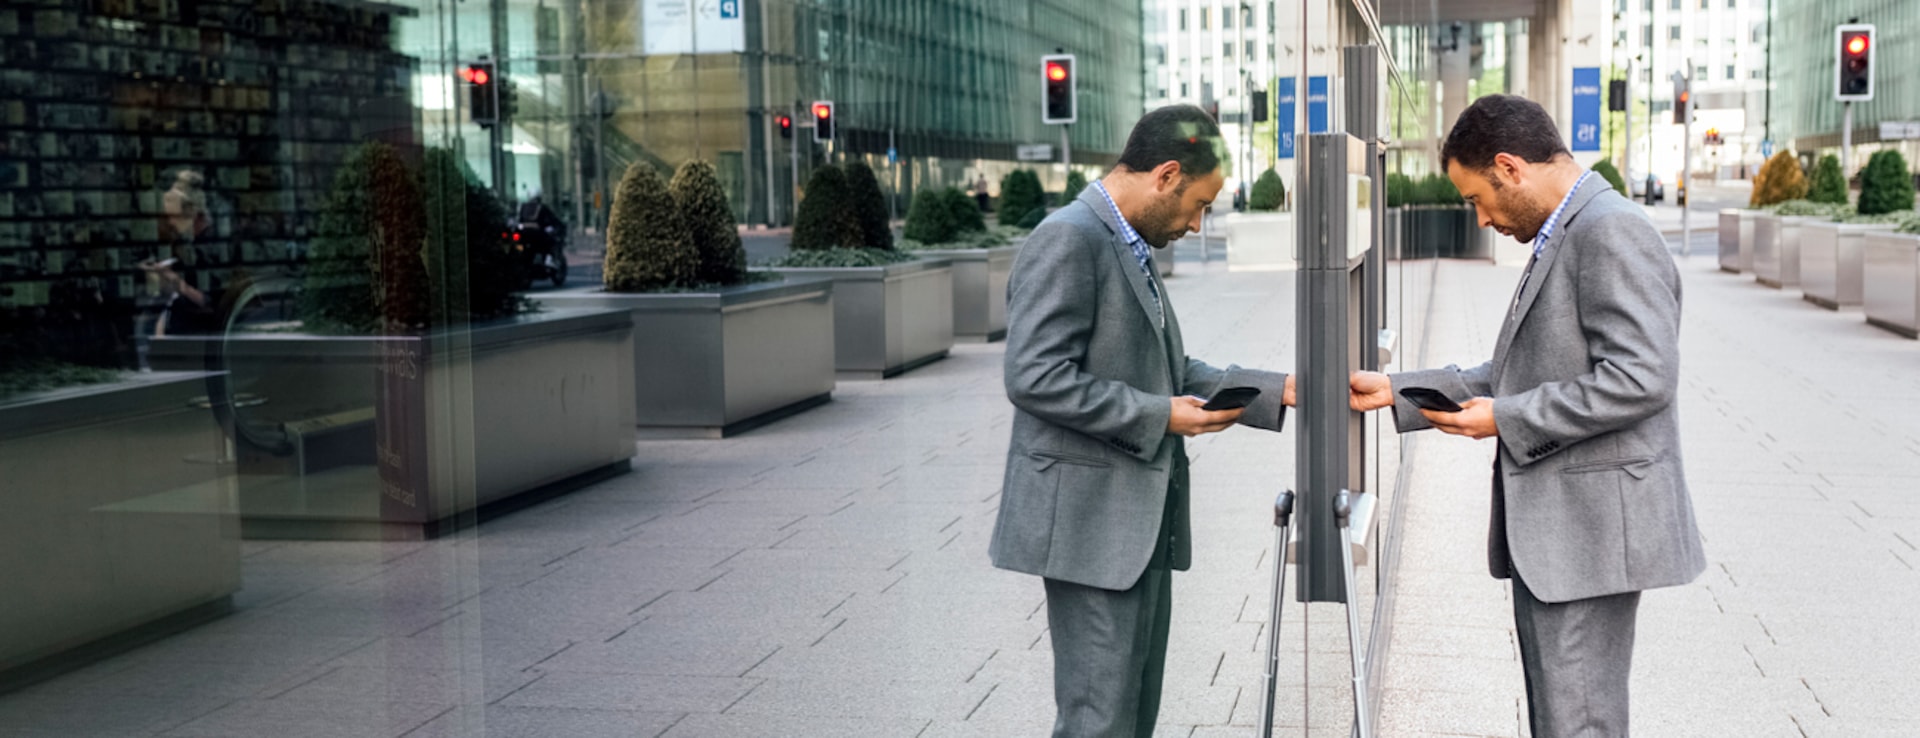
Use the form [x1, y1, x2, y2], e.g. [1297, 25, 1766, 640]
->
[1276, 77, 1297, 159]
[1761, 139, 1774, 158]
[1571, 67, 1601, 152]
[1016, 143, 1054, 161]
[1877, 121, 1920, 140]
[887, 147, 898, 165]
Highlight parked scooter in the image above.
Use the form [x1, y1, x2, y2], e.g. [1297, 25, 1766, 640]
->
[511, 197, 568, 288]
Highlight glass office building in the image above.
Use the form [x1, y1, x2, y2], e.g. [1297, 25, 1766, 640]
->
[1773, 0, 1920, 166]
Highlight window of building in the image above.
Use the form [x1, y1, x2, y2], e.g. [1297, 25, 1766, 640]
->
[1179, 8, 1187, 30]
[1669, 25, 1680, 40]
[1644, 25, 1654, 45]
[1726, 64, 1735, 79]
[1243, 6, 1254, 26]
[1617, 0, 1627, 12]
[1750, 69, 1763, 79]
[1201, 8, 1210, 30]
[1181, 82, 1189, 97]
[1157, 45, 1167, 64]
[1669, 0, 1680, 10]
[1224, 42, 1233, 58]
[1727, 0, 1736, 7]
[1752, 23, 1764, 43]
[1245, 40, 1255, 59]
[1697, 64, 1708, 79]
[1224, 6, 1233, 28]
[1698, 0, 1708, 9]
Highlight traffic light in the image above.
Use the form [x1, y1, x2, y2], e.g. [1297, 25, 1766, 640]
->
[462, 59, 498, 127]
[1251, 89, 1269, 123]
[1835, 24, 1875, 101]
[1704, 128, 1722, 146]
[811, 101, 834, 142]
[777, 114, 793, 140]
[1042, 54, 1076, 124]
[1671, 71, 1689, 125]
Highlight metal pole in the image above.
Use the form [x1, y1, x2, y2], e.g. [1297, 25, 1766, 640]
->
[888, 128, 897, 225]
[1060, 124, 1071, 176]
[790, 100, 800, 223]
[1842, 101, 1854, 177]
[1624, 59, 1634, 176]
[1335, 490, 1373, 738]
[1257, 490, 1296, 738]
[1296, 0, 1309, 725]
[1681, 61, 1692, 259]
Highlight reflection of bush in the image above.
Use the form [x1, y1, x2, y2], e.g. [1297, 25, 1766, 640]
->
[671, 160, 749, 285]
[944, 186, 985, 234]
[604, 162, 696, 291]
[903, 189, 956, 245]
[422, 149, 521, 323]
[1248, 169, 1286, 211]
[998, 169, 1044, 227]
[301, 141, 425, 334]
[1750, 151, 1807, 207]
[1061, 170, 1089, 205]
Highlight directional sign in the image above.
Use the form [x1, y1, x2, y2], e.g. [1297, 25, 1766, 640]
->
[643, 0, 744, 54]
[1571, 67, 1601, 152]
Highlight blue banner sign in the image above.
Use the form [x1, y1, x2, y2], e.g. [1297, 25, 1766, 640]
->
[1571, 67, 1601, 152]
[1276, 77, 1297, 159]
[1308, 76, 1329, 134]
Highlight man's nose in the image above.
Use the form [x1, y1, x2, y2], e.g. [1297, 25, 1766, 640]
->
[1474, 206, 1493, 229]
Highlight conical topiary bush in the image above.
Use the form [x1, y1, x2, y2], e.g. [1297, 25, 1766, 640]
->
[1062, 170, 1089, 204]
[791, 165, 864, 251]
[904, 188, 957, 245]
[671, 160, 747, 285]
[604, 162, 696, 291]
[301, 141, 426, 334]
[1248, 169, 1286, 211]
[1856, 149, 1915, 216]
[999, 169, 1044, 227]
[843, 161, 893, 250]
[421, 148, 520, 323]
[1591, 159, 1628, 197]
[943, 186, 985, 234]
[1750, 150, 1807, 207]
[1806, 154, 1848, 205]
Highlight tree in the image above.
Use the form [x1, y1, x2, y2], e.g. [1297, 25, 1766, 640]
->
[1806, 154, 1849, 205]
[1061, 169, 1089, 204]
[1856, 149, 1915, 216]
[1591, 159, 1628, 197]
[604, 162, 696, 291]
[942, 186, 985, 233]
[791, 165, 865, 251]
[1247, 169, 1286, 211]
[671, 160, 748, 284]
[999, 169, 1045, 227]
[843, 161, 894, 250]
[1750, 150, 1807, 207]
[904, 188, 957, 245]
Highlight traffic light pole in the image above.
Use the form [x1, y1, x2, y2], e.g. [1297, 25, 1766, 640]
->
[1842, 101, 1854, 176]
[1681, 61, 1691, 260]
[1059, 124, 1071, 178]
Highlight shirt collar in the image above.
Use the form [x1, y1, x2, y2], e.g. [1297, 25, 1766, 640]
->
[1092, 181, 1143, 246]
[1533, 170, 1594, 254]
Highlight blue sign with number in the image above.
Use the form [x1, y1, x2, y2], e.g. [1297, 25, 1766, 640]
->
[1276, 77, 1297, 159]
[1761, 139, 1774, 158]
[720, 0, 740, 19]
[1571, 67, 1601, 152]
[1308, 76, 1329, 134]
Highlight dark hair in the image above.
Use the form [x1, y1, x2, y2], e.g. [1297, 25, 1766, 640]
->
[1440, 94, 1569, 174]
[1117, 104, 1226, 177]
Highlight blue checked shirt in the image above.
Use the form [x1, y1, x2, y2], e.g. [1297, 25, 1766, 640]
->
[1092, 182, 1164, 326]
[1511, 170, 1594, 318]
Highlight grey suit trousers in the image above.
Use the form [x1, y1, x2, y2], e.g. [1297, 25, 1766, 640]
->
[1042, 485, 1178, 738]
[1498, 470, 1642, 737]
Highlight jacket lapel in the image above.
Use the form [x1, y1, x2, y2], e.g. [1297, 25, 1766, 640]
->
[1492, 176, 1608, 380]
[1077, 187, 1167, 338]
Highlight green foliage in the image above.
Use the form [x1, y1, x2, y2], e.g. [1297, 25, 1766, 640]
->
[1385, 173, 1417, 207]
[1806, 154, 1849, 205]
[1751, 150, 1808, 207]
[1771, 199, 1851, 218]
[671, 160, 749, 284]
[943, 186, 986, 233]
[421, 149, 523, 323]
[998, 169, 1045, 227]
[769, 248, 918, 268]
[604, 161, 697, 291]
[843, 161, 894, 250]
[1590, 159, 1628, 197]
[791, 165, 865, 251]
[1248, 169, 1286, 211]
[903, 188, 957, 245]
[1061, 170, 1089, 204]
[1416, 173, 1461, 205]
[301, 141, 427, 334]
[0, 358, 123, 399]
[900, 225, 1016, 251]
[1016, 206, 1047, 229]
[1856, 149, 1915, 216]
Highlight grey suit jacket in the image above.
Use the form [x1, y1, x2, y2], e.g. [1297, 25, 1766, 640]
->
[989, 188, 1289, 592]
[1390, 176, 1706, 603]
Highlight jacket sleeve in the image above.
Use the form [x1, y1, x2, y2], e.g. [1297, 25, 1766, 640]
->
[1004, 221, 1170, 462]
[1492, 210, 1682, 466]
[1182, 359, 1289, 432]
[1387, 361, 1494, 433]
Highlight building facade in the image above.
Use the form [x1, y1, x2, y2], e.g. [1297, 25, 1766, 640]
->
[1609, 0, 1772, 182]
[1774, 0, 1920, 172]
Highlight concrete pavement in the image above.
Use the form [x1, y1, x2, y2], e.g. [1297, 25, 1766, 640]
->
[0, 230, 1913, 736]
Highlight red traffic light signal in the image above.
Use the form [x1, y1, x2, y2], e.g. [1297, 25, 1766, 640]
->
[465, 60, 498, 127]
[1042, 54, 1076, 124]
[811, 101, 834, 141]
[1836, 24, 1875, 101]
[459, 66, 490, 85]
[1847, 35, 1868, 55]
[777, 115, 793, 139]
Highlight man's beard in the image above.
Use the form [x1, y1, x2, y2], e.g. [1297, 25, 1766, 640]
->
[1136, 187, 1189, 248]
[1510, 189, 1555, 244]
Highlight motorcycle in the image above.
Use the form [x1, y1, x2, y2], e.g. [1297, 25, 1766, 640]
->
[508, 219, 568, 288]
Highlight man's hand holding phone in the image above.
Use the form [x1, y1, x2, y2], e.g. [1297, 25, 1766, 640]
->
[1168, 395, 1243, 438]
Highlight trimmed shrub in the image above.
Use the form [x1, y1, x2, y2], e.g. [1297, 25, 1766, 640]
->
[1856, 149, 1915, 215]
[1416, 173, 1461, 205]
[943, 186, 985, 233]
[998, 169, 1045, 227]
[1591, 159, 1628, 197]
[1385, 173, 1417, 207]
[301, 141, 426, 333]
[1806, 154, 1848, 205]
[421, 148, 520, 323]
[1248, 169, 1286, 211]
[791, 165, 864, 251]
[903, 188, 958, 245]
[843, 161, 894, 250]
[1061, 169, 1089, 204]
[671, 160, 748, 284]
[1017, 207, 1047, 229]
[1750, 150, 1807, 207]
[604, 162, 696, 291]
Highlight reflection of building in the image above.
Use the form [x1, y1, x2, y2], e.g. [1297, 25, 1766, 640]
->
[0, 1, 416, 365]
[447, 1, 1145, 229]
[1611, 0, 1771, 182]
[1775, 0, 1920, 175]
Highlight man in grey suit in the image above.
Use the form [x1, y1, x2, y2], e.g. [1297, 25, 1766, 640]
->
[1350, 95, 1705, 736]
[989, 105, 1296, 737]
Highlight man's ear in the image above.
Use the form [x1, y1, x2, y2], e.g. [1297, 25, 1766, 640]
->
[1491, 152, 1527, 187]
[1152, 160, 1185, 193]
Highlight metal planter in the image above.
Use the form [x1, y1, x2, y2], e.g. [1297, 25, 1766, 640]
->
[1, 372, 239, 684]
[150, 309, 636, 539]
[1800, 222, 1898, 310]
[539, 278, 837, 438]
[914, 246, 1018, 342]
[1863, 231, 1920, 338]
[768, 258, 955, 380]
[1225, 211, 1297, 271]
[1719, 209, 1758, 274]
[1753, 214, 1816, 289]
[1397, 205, 1487, 259]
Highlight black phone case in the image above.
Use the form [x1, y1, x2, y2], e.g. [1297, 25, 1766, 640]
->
[1201, 386, 1261, 411]
[1398, 387, 1463, 413]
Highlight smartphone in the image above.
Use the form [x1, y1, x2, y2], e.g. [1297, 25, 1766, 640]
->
[1398, 386, 1464, 413]
[1200, 386, 1261, 411]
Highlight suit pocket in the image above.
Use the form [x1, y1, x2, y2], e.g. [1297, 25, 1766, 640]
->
[1561, 456, 1655, 479]
[1031, 450, 1113, 469]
